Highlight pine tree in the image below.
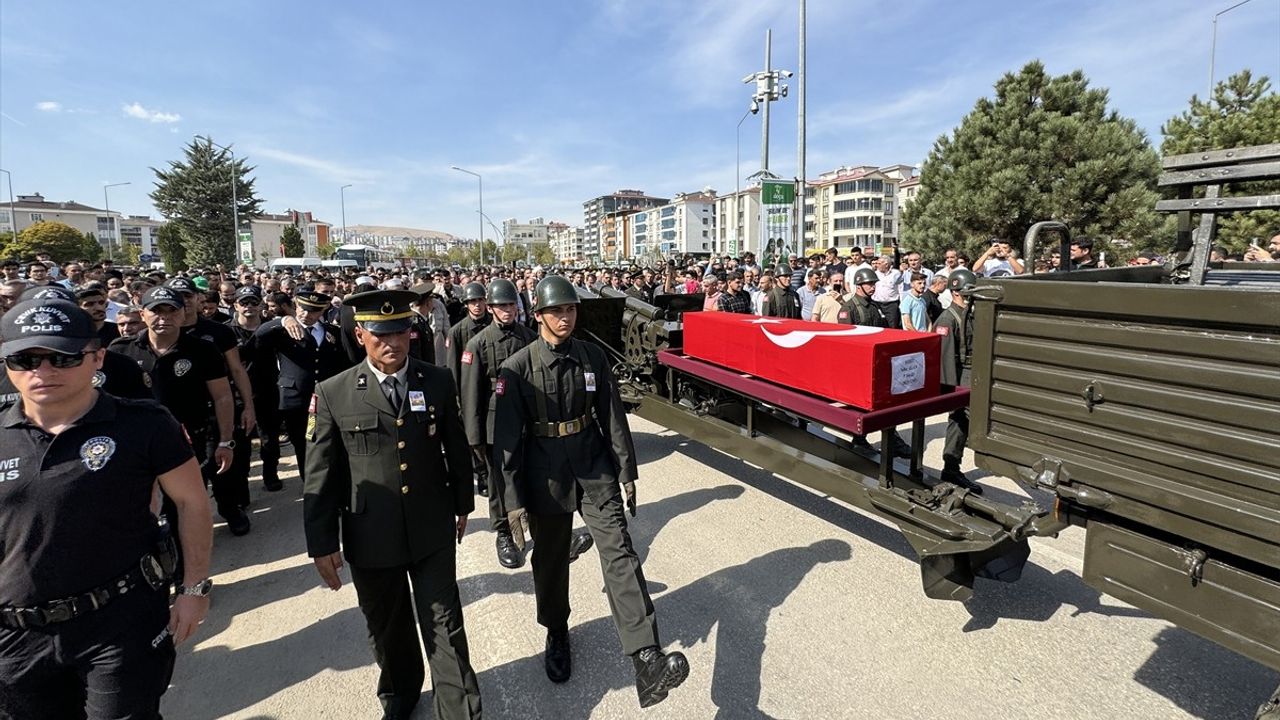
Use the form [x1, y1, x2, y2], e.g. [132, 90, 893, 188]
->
[1161, 70, 1280, 253]
[154, 222, 189, 272]
[280, 225, 305, 257]
[901, 61, 1164, 263]
[151, 138, 263, 268]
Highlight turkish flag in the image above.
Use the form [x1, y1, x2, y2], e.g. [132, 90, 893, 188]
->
[682, 311, 941, 410]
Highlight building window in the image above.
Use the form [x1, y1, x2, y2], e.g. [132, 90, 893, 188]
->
[0, 210, 9, 224]
[30, 212, 43, 222]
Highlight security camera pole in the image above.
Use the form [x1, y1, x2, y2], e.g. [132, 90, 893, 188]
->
[742, 29, 791, 178]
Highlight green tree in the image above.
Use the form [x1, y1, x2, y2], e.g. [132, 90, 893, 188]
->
[80, 232, 104, 263]
[0, 231, 14, 259]
[530, 242, 556, 267]
[901, 61, 1164, 263]
[8, 221, 96, 262]
[500, 243, 526, 263]
[280, 225, 305, 257]
[118, 242, 142, 267]
[151, 137, 264, 268]
[315, 241, 335, 259]
[1161, 70, 1280, 253]
[155, 222, 189, 272]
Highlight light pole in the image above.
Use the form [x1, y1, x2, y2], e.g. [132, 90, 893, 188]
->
[734, 109, 753, 256]
[340, 184, 352, 247]
[1209, 0, 1254, 96]
[797, 0, 808, 252]
[0, 169, 14, 235]
[450, 166, 485, 266]
[197, 135, 240, 255]
[103, 181, 131, 261]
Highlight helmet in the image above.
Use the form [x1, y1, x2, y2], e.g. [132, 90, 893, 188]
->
[486, 279, 519, 305]
[533, 275, 580, 312]
[948, 268, 978, 293]
[462, 282, 486, 302]
[852, 268, 878, 286]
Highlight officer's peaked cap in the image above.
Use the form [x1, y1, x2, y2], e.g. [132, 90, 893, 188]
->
[346, 289, 418, 333]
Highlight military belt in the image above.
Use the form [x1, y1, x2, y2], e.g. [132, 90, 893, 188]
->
[0, 548, 172, 630]
[530, 413, 594, 438]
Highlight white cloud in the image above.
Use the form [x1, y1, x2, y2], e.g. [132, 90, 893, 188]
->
[247, 145, 382, 184]
[35, 100, 62, 112]
[122, 102, 181, 124]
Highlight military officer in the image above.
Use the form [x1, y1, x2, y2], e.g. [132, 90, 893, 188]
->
[492, 276, 688, 707]
[0, 299, 212, 720]
[254, 287, 350, 483]
[934, 268, 984, 494]
[304, 290, 482, 720]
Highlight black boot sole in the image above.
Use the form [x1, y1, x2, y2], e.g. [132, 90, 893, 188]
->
[638, 654, 690, 708]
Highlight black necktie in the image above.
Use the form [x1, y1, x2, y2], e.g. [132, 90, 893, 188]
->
[383, 377, 401, 410]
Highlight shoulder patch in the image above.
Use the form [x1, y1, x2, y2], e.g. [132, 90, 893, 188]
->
[461, 350, 473, 365]
[838, 311, 849, 320]
[935, 326, 950, 335]
[494, 377, 506, 396]
[445, 337, 451, 348]
[308, 393, 318, 413]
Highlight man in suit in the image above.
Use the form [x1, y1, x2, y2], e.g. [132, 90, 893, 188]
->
[492, 276, 688, 708]
[254, 287, 350, 483]
[304, 289, 482, 720]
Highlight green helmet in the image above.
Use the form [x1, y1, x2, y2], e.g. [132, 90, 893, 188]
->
[486, 279, 519, 305]
[948, 268, 978, 292]
[852, 267, 878, 286]
[462, 282, 486, 302]
[533, 275, 580, 312]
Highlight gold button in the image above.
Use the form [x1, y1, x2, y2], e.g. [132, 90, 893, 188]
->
[401, 485, 409, 494]
[400, 463, 408, 471]
[397, 441, 406, 449]
[395, 418, 404, 427]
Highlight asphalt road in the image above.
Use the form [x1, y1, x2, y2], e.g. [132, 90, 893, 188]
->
[163, 415, 1278, 720]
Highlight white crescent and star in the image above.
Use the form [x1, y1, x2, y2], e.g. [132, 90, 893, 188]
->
[744, 317, 884, 348]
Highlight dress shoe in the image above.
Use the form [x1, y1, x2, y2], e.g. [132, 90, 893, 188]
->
[633, 646, 689, 708]
[568, 529, 594, 563]
[847, 435, 876, 455]
[941, 468, 984, 495]
[262, 475, 283, 492]
[544, 629, 571, 683]
[226, 507, 252, 536]
[476, 480, 489, 498]
[886, 432, 912, 459]
[496, 532, 524, 569]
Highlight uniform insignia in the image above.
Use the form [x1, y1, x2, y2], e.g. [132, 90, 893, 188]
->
[91, 371, 106, 388]
[410, 331, 419, 340]
[173, 359, 192, 377]
[306, 413, 317, 441]
[494, 378, 506, 396]
[80, 436, 117, 472]
[428, 423, 436, 436]
[935, 326, 950, 335]
[325, 331, 335, 345]
[357, 374, 368, 389]
[445, 337, 450, 348]
[142, 373, 153, 388]
[309, 393, 318, 413]
[838, 311, 849, 320]
[461, 351, 473, 365]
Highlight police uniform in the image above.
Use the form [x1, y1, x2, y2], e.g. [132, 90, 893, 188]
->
[934, 269, 983, 494]
[254, 289, 349, 480]
[491, 275, 688, 707]
[304, 290, 481, 720]
[226, 285, 283, 491]
[0, 299, 199, 719]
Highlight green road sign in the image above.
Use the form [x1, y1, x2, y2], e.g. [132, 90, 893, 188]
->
[761, 180, 795, 205]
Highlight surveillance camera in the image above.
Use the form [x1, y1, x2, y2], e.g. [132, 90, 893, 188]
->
[782, 70, 794, 78]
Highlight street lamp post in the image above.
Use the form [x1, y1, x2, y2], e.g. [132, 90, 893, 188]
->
[340, 184, 352, 247]
[734, 109, 753, 257]
[0, 169, 14, 235]
[197, 135, 240, 257]
[103, 181, 131, 261]
[1209, 0, 1254, 96]
[451, 166, 484, 266]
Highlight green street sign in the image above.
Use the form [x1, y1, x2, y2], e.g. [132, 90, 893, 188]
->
[238, 231, 253, 243]
[761, 180, 795, 205]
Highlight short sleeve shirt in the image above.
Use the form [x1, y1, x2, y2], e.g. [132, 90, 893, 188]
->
[0, 394, 194, 605]
[110, 333, 227, 432]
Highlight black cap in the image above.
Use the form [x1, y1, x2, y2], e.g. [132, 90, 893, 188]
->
[1, 299, 98, 356]
[234, 285, 263, 302]
[141, 286, 185, 310]
[20, 285, 76, 302]
[294, 288, 331, 310]
[165, 277, 198, 295]
[345, 289, 418, 333]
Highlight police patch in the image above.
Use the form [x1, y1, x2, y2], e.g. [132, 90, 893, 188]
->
[461, 351, 473, 365]
[173, 359, 192, 377]
[91, 371, 106, 388]
[80, 436, 117, 472]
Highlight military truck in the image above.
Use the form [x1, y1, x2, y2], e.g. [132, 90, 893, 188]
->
[966, 144, 1280, 718]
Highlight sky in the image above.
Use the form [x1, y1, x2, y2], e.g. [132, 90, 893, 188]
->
[1, 0, 1277, 241]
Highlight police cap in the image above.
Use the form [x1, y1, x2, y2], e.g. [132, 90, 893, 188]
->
[142, 286, 185, 310]
[533, 275, 579, 312]
[294, 287, 332, 310]
[486, 279, 519, 305]
[165, 277, 198, 296]
[234, 286, 263, 303]
[852, 267, 878, 285]
[948, 268, 978, 293]
[346, 289, 418, 333]
[462, 282, 486, 302]
[1, 299, 98, 356]
[20, 285, 76, 302]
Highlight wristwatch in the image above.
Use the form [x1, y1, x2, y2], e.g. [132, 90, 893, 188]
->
[177, 578, 213, 597]
[217, 440, 235, 449]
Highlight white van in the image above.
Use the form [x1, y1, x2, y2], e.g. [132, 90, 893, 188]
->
[321, 259, 359, 271]
[270, 257, 322, 274]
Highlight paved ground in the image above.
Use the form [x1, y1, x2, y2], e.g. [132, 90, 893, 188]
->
[163, 415, 1278, 719]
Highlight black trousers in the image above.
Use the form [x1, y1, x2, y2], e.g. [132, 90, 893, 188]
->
[255, 399, 281, 485]
[479, 444, 508, 534]
[529, 486, 659, 656]
[280, 407, 309, 481]
[0, 586, 174, 720]
[191, 425, 249, 519]
[944, 368, 971, 468]
[874, 299, 902, 329]
[348, 550, 482, 720]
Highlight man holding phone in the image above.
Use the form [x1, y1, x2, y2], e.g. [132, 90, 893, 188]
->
[973, 238, 1024, 277]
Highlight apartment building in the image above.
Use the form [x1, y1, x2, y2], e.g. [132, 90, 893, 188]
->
[118, 215, 166, 256]
[582, 190, 668, 263]
[632, 190, 717, 259]
[547, 222, 585, 265]
[803, 164, 915, 255]
[250, 210, 331, 261]
[713, 187, 763, 258]
[1, 193, 122, 246]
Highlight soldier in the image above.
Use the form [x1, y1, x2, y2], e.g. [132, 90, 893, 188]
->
[838, 268, 912, 459]
[492, 276, 688, 707]
[254, 287, 349, 484]
[934, 269, 984, 494]
[446, 282, 491, 497]
[304, 289, 482, 720]
[0, 299, 212, 720]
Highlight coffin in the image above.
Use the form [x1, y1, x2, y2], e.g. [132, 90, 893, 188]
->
[681, 311, 941, 410]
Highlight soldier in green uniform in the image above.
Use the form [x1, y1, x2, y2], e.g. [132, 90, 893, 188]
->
[933, 268, 984, 495]
[447, 282, 491, 498]
[304, 289, 482, 720]
[492, 275, 689, 708]
[838, 268, 911, 458]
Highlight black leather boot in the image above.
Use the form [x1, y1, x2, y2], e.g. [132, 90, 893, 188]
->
[633, 646, 689, 708]
[545, 628, 571, 683]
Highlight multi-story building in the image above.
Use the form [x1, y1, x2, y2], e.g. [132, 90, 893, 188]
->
[713, 187, 763, 258]
[582, 190, 668, 263]
[547, 222, 585, 265]
[118, 215, 166, 256]
[502, 217, 550, 255]
[897, 175, 921, 224]
[632, 190, 717, 259]
[804, 164, 914, 256]
[1, 193, 122, 248]
[249, 210, 331, 262]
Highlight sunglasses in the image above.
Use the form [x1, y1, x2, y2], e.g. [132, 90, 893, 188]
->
[236, 298, 262, 307]
[4, 350, 95, 371]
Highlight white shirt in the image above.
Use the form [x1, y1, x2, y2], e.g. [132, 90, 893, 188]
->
[872, 268, 902, 302]
[366, 358, 409, 389]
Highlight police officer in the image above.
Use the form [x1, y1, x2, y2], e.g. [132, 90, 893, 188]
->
[304, 289, 482, 720]
[0, 298, 213, 719]
[934, 268, 984, 494]
[492, 275, 688, 707]
[254, 287, 349, 484]
[226, 285, 284, 492]
[838, 268, 911, 459]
